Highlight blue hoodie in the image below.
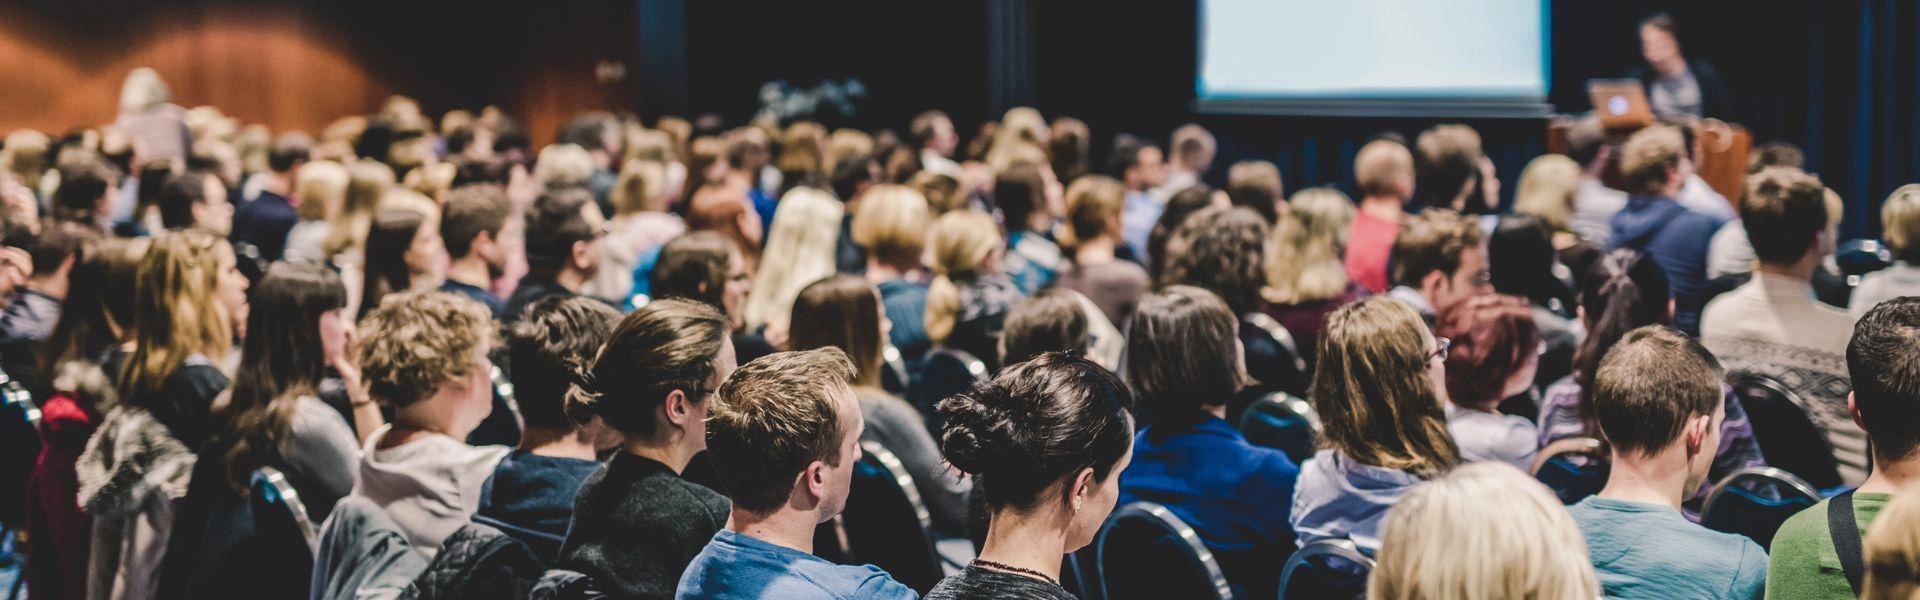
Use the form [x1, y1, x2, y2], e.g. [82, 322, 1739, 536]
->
[1608, 196, 1726, 335]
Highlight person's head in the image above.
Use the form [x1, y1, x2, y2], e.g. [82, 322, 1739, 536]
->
[534, 143, 595, 190]
[156, 171, 233, 234]
[358, 291, 496, 437]
[1225, 160, 1284, 224]
[851, 184, 931, 273]
[53, 159, 114, 227]
[1161, 206, 1269, 315]
[1355, 138, 1415, 202]
[925, 210, 1003, 345]
[215, 262, 348, 496]
[26, 220, 97, 285]
[940, 352, 1134, 552]
[41, 238, 147, 381]
[292, 160, 349, 222]
[1064, 175, 1127, 247]
[1618, 124, 1686, 197]
[321, 159, 396, 259]
[523, 187, 605, 284]
[1591, 325, 1724, 493]
[1106, 135, 1166, 192]
[1565, 118, 1611, 172]
[1413, 125, 1490, 213]
[687, 181, 761, 266]
[1749, 141, 1806, 174]
[118, 67, 171, 113]
[1148, 184, 1228, 282]
[1263, 187, 1355, 305]
[1000, 288, 1091, 367]
[1489, 214, 1573, 313]
[1571, 249, 1672, 434]
[574, 298, 732, 452]
[1312, 297, 1460, 476]
[1864, 482, 1920, 599]
[1127, 286, 1243, 427]
[1883, 185, 1920, 264]
[440, 183, 512, 278]
[267, 133, 311, 175]
[1169, 124, 1216, 173]
[995, 162, 1051, 233]
[1370, 463, 1600, 600]
[910, 171, 965, 217]
[1048, 117, 1092, 183]
[1437, 295, 1541, 409]
[120, 230, 239, 402]
[1639, 12, 1684, 70]
[652, 231, 750, 329]
[1740, 167, 1830, 269]
[1513, 154, 1580, 232]
[911, 110, 959, 157]
[1390, 209, 1491, 315]
[496, 296, 620, 452]
[359, 205, 444, 320]
[790, 275, 887, 389]
[609, 159, 668, 216]
[1847, 298, 1920, 467]
[707, 348, 861, 520]
[744, 187, 844, 333]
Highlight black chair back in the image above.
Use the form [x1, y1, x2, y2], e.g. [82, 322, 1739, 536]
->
[912, 347, 988, 434]
[1729, 374, 1843, 490]
[466, 364, 525, 447]
[249, 467, 318, 594]
[835, 441, 944, 593]
[1531, 437, 1607, 505]
[881, 344, 912, 396]
[1237, 392, 1320, 465]
[1836, 239, 1894, 286]
[1701, 467, 1821, 549]
[1239, 313, 1308, 397]
[1096, 502, 1232, 600]
[1277, 539, 1374, 600]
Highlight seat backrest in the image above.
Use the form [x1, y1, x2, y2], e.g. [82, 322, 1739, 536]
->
[1, 367, 36, 430]
[880, 344, 912, 396]
[1728, 373, 1843, 490]
[245, 467, 318, 597]
[312, 496, 429, 600]
[1239, 313, 1309, 396]
[1700, 467, 1821, 549]
[837, 441, 944, 594]
[1096, 502, 1232, 600]
[1531, 437, 1608, 505]
[911, 347, 989, 433]
[1237, 392, 1321, 465]
[1278, 539, 1375, 600]
[1835, 239, 1894, 283]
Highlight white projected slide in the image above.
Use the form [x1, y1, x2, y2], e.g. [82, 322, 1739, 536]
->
[1199, 0, 1547, 100]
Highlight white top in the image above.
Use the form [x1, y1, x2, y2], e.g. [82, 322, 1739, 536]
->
[1445, 404, 1537, 472]
[351, 426, 509, 558]
[1570, 176, 1628, 246]
[1676, 174, 1736, 222]
[1851, 262, 1920, 321]
[1707, 219, 1756, 280]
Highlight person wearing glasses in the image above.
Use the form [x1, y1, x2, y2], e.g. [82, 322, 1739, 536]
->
[1436, 295, 1543, 471]
[553, 298, 738, 598]
[1290, 297, 1461, 554]
[505, 187, 608, 324]
[1386, 209, 1493, 326]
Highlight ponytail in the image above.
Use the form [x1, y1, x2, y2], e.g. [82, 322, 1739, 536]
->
[1573, 249, 1672, 436]
[926, 272, 962, 345]
[924, 211, 1001, 346]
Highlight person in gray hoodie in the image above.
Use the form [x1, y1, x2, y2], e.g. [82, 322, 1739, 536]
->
[1606, 125, 1726, 336]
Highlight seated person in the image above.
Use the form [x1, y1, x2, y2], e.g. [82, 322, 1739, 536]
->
[1000, 287, 1122, 372]
[929, 353, 1135, 600]
[1120, 286, 1297, 598]
[1607, 125, 1724, 335]
[1568, 325, 1766, 599]
[1386, 209, 1490, 324]
[557, 298, 736, 598]
[1437, 295, 1541, 471]
[1371, 463, 1600, 599]
[477, 296, 623, 559]
[1769, 298, 1920, 599]
[1851, 185, 1920, 319]
[351, 291, 511, 558]
[1291, 297, 1460, 553]
[676, 349, 916, 599]
[1861, 483, 1920, 599]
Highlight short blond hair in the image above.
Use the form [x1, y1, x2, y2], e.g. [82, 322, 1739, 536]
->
[536, 143, 595, 188]
[294, 160, 350, 222]
[1264, 187, 1355, 304]
[1355, 139, 1413, 198]
[1884, 185, 1920, 263]
[357, 291, 495, 408]
[1514, 154, 1581, 231]
[851, 183, 931, 267]
[1370, 462, 1600, 600]
[1618, 125, 1685, 196]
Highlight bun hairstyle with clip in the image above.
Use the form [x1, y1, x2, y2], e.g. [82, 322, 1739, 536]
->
[567, 297, 728, 435]
[938, 352, 1134, 510]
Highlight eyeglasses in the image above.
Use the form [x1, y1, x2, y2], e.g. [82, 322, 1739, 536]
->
[1429, 337, 1452, 362]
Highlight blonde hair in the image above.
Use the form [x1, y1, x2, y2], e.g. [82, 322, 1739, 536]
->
[1370, 462, 1600, 600]
[925, 211, 1003, 345]
[1883, 184, 1920, 263]
[1514, 154, 1581, 232]
[610, 159, 668, 216]
[325, 159, 395, 261]
[402, 161, 455, 202]
[118, 230, 233, 402]
[293, 160, 350, 222]
[624, 129, 674, 164]
[1618, 124, 1685, 196]
[987, 107, 1049, 172]
[743, 187, 844, 332]
[1355, 139, 1414, 198]
[1865, 483, 1920, 600]
[1064, 175, 1126, 246]
[4, 130, 50, 188]
[826, 128, 874, 175]
[118, 67, 172, 113]
[536, 143, 596, 189]
[851, 184, 932, 268]
[1264, 187, 1356, 305]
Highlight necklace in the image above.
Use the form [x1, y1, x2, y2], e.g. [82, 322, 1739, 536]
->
[971, 558, 1060, 587]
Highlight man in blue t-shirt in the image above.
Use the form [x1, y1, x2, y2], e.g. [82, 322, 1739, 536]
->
[676, 349, 917, 600]
[1567, 326, 1766, 599]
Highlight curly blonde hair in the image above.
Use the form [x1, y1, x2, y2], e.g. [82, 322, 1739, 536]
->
[357, 291, 494, 408]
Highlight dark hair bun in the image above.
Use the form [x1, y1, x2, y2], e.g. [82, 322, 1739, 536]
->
[936, 352, 1136, 509]
[937, 383, 1022, 475]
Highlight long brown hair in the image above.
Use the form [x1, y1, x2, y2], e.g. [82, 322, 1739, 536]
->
[118, 230, 233, 403]
[214, 263, 347, 495]
[789, 275, 885, 389]
[1312, 296, 1459, 477]
[40, 237, 148, 385]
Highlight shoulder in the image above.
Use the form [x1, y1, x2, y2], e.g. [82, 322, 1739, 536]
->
[844, 565, 919, 600]
[651, 474, 731, 524]
[1769, 500, 1830, 559]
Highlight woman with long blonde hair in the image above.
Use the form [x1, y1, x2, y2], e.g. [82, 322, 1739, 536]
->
[1370, 463, 1600, 600]
[741, 187, 842, 337]
[1261, 187, 1364, 367]
[1291, 296, 1459, 553]
[1512, 154, 1582, 249]
[926, 210, 1023, 372]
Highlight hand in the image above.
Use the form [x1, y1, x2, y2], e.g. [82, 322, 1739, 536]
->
[330, 326, 371, 406]
[0, 247, 32, 298]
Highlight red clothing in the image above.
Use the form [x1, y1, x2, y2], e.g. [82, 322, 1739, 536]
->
[1261, 285, 1369, 368]
[1345, 211, 1401, 294]
[26, 393, 99, 600]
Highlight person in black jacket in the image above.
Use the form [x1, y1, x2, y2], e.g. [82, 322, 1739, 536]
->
[1630, 12, 1734, 122]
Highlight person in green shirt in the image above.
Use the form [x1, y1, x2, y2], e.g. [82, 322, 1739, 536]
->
[1767, 297, 1920, 599]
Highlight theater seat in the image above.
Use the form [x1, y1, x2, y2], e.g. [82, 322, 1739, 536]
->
[1700, 467, 1820, 549]
[1532, 437, 1607, 505]
[1240, 313, 1308, 397]
[1728, 374, 1842, 490]
[911, 348, 989, 435]
[1237, 392, 1321, 465]
[249, 467, 319, 595]
[1277, 538, 1373, 600]
[1835, 239, 1893, 287]
[827, 441, 944, 593]
[1096, 502, 1232, 600]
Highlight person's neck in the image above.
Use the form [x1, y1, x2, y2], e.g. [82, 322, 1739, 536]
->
[1657, 57, 1688, 77]
[1454, 398, 1501, 414]
[1075, 237, 1117, 266]
[864, 259, 912, 285]
[383, 411, 458, 449]
[620, 435, 695, 474]
[1756, 258, 1818, 282]
[519, 425, 598, 461]
[976, 508, 1068, 583]
[553, 268, 587, 293]
[264, 173, 293, 197]
[728, 506, 820, 554]
[1858, 455, 1920, 495]
[25, 276, 66, 301]
[446, 255, 493, 289]
[1596, 451, 1691, 509]
[1359, 195, 1405, 221]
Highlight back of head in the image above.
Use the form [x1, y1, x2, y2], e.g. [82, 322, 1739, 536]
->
[1748, 141, 1806, 174]
[440, 184, 510, 260]
[1264, 187, 1355, 305]
[1884, 185, 1920, 264]
[1740, 167, 1828, 265]
[41, 237, 144, 379]
[1390, 209, 1483, 288]
[1170, 124, 1216, 171]
[1148, 184, 1222, 282]
[610, 159, 667, 216]
[1436, 295, 1541, 407]
[53, 159, 114, 226]
[1064, 175, 1126, 244]
[576, 298, 727, 435]
[1226, 161, 1284, 224]
[687, 183, 757, 263]
[268, 133, 312, 174]
[524, 187, 597, 279]
[1513, 154, 1581, 232]
[156, 171, 212, 230]
[122, 230, 231, 400]
[851, 184, 931, 269]
[1488, 214, 1570, 311]
[1412, 125, 1482, 210]
[790, 275, 885, 389]
[745, 187, 843, 332]
[1848, 298, 1920, 464]
[1865, 483, 1920, 599]
[1564, 118, 1608, 168]
[1572, 249, 1671, 431]
[356, 291, 494, 409]
[510, 296, 622, 430]
[535, 143, 595, 189]
[909, 171, 964, 217]
[1160, 206, 1269, 315]
[651, 231, 734, 308]
[27, 220, 98, 276]
[1048, 118, 1092, 183]
[1355, 138, 1414, 199]
[1618, 125, 1684, 197]
[1001, 288, 1090, 368]
[1126, 286, 1241, 427]
[219, 262, 345, 495]
[293, 160, 350, 222]
[925, 210, 1002, 344]
[995, 162, 1047, 232]
[1590, 325, 1723, 458]
[359, 206, 431, 320]
[1371, 462, 1599, 600]
[708, 348, 858, 514]
[939, 352, 1133, 510]
[1105, 134, 1150, 181]
[1312, 296, 1459, 476]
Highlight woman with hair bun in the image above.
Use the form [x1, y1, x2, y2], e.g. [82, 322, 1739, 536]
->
[927, 352, 1134, 600]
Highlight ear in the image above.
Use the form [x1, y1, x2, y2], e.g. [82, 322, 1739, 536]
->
[660, 389, 692, 428]
[473, 230, 495, 252]
[805, 460, 830, 504]
[1420, 270, 1449, 296]
[1849, 392, 1865, 431]
[570, 239, 593, 270]
[1684, 413, 1712, 456]
[1067, 467, 1097, 515]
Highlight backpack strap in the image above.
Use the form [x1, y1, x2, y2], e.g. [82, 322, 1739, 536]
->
[1828, 490, 1865, 595]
